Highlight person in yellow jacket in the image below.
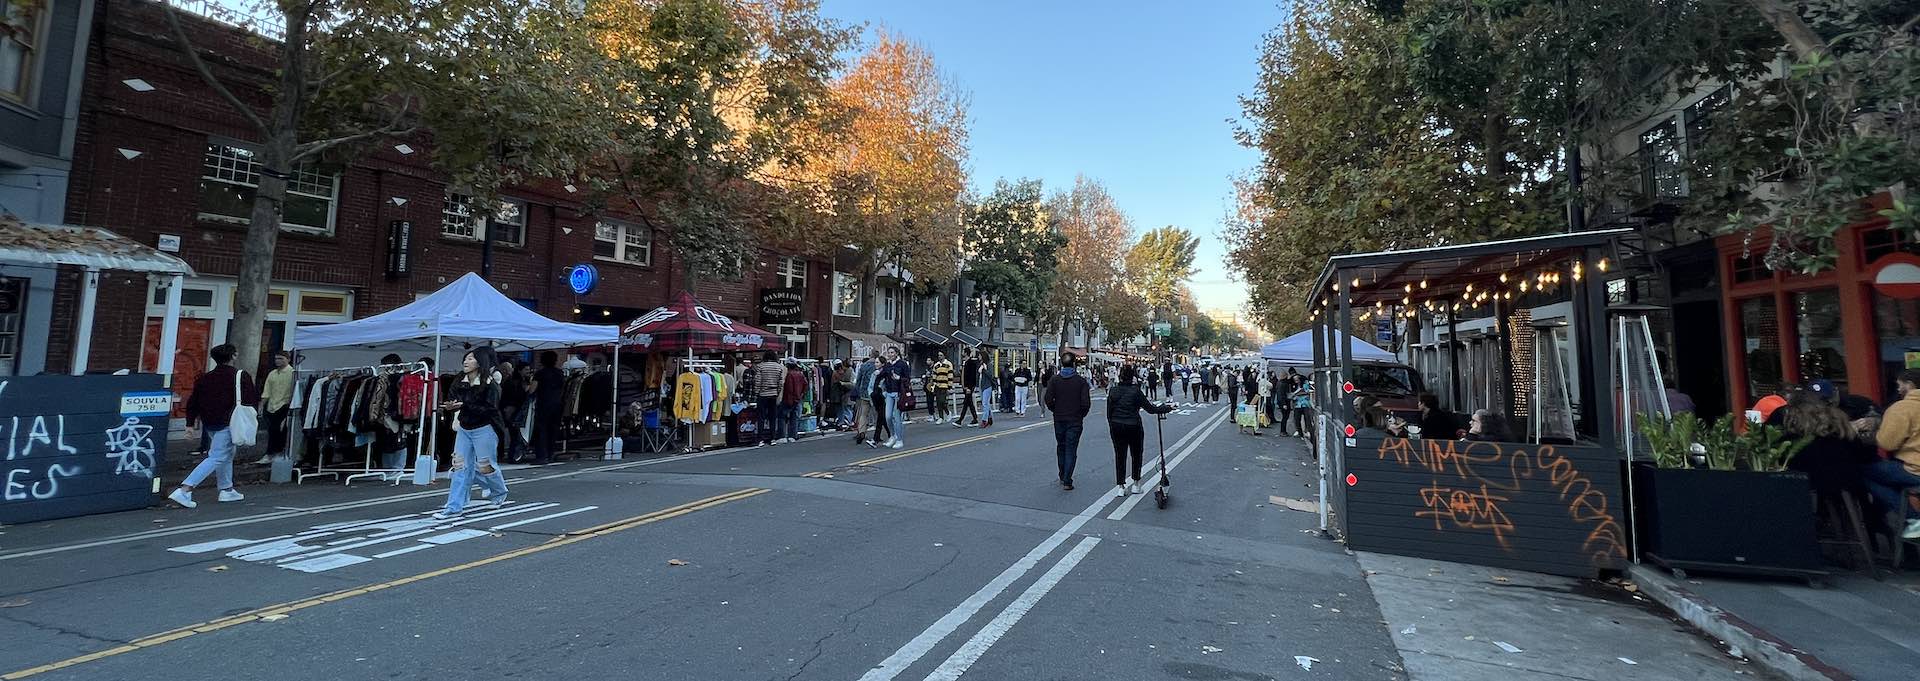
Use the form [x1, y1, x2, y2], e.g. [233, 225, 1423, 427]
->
[929, 356, 955, 424]
[1871, 369, 1920, 538]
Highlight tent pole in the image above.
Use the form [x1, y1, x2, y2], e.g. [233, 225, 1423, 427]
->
[688, 346, 695, 452]
[429, 334, 442, 475]
[610, 345, 620, 459]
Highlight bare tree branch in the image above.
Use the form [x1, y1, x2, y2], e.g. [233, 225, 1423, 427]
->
[164, 1, 267, 135]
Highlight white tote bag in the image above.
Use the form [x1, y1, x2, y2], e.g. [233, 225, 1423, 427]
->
[227, 369, 260, 446]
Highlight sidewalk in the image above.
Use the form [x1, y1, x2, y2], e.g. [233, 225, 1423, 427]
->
[1631, 564, 1920, 681]
[1359, 552, 1768, 680]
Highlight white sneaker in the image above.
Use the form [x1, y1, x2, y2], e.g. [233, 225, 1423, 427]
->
[889, 439, 904, 449]
[488, 497, 509, 510]
[1128, 481, 1143, 495]
[217, 489, 245, 503]
[167, 488, 197, 509]
[432, 510, 456, 520]
[1115, 485, 1129, 499]
[757, 441, 767, 448]
[252, 455, 273, 465]
[1904, 519, 1920, 540]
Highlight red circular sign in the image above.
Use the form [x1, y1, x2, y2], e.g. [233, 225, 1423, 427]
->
[1342, 381, 1356, 394]
[1345, 473, 1358, 487]
[1343, 424, 1357, 437]
[1874, 254, 1920, 300]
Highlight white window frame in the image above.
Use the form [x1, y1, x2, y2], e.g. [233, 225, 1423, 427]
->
[198, 140, 340, 235]
[594, 219, 651, 266]
[778, 257, 807, 289]
[882, 286, 899, 322]
[833, 272, 861, 317]
[1, 0, 45, 103]
[949, 293, 959, 325]
[442, 192, 526, 246]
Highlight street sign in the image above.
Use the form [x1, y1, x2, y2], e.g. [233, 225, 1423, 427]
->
[1152, 322, 1172, 337]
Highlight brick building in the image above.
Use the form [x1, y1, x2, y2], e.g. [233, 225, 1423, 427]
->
[44, 0, 834, 384]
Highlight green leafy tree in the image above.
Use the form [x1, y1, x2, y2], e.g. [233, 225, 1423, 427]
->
[164, 0, 621, 368]
[1126, 225, 1199, 317]
[964, 179, 1066, 323]
[1041, 176, 1132, 350]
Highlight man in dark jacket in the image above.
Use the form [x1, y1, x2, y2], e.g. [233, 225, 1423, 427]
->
[1043, 355, 1094, 490]
[169, 343, 259, 508]
[1107, 365, 1174, 497]
[957, 349, 982, 427]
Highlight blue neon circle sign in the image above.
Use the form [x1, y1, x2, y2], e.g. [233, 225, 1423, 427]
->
[567, 263, 598, 295]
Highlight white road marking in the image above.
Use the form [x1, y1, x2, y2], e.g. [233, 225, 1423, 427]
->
[279, 554, 371, 573]
[488, 506, 599, 531]
[857, 408, 1224, 681]
[921, 537, 1101, 681]
[418, 529, 490, 545]
[370, 544, 436, 559]
[1107, 416, 1227, 520]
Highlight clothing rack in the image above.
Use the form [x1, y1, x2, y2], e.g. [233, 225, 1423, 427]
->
[681, 357, 726, 451]
[288, 361, 432, 486]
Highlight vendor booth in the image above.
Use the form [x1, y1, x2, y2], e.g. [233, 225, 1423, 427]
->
[621, 291, 786, 451]
[288, 273, 619, 484]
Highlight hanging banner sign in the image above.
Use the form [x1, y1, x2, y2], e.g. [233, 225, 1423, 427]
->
[758, 287, 804, 325]
[385, 221, 412, 278]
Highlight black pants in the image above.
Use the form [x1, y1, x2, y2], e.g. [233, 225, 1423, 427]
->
[531, 404, 560, 463]
[1293, 407, 1310, 435]
[1226, 389, 1239, 420]
[500, 404, 528, 459]
[1054, 419, 1083, 485]
[758, 396, 781, 444]
[957, 386, 979, 424]
[871, 394, 891, 441]
[265, 407, 289, 456]
[932, 388, 950, 420]
[1110, 421, 1145, 485]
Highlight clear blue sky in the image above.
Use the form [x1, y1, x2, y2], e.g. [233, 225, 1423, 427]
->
[819, 0, 1285, 317]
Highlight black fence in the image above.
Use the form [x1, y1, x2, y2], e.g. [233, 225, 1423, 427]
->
[1343, 434, 1628, 578]
[1, 374, 171, 524]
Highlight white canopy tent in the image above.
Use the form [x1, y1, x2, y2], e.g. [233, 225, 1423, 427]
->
[289, 273, 624, 479]
[1260, 329, 1396, 368]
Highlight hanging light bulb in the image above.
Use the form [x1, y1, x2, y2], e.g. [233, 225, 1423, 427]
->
[1331, 282, 1339, 293]
[1466, 283, 1474, 292]
[1505, 291, 1513, 300]
[602, 309, 612, 316]
[1520, 281, 1530, 293]
[1419, 280, 1428, 289]
[572, 307, 582, 315]
[1572, 262, 1584, 281]
[1402, 296, 1411, 305]
[1404, 283, 1413, 293]
[1499, 273, 1509, 283]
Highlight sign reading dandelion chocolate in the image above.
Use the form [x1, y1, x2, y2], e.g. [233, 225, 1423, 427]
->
[758, 287, 804, 325]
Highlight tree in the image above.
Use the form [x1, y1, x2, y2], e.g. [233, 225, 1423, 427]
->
[1091, 286, 1151, 349]
[1041, 176, 1131, 349]
[164, 0, 620, 369]
[964, 179, 1066, 323]
[1126, 225, 1198, 316]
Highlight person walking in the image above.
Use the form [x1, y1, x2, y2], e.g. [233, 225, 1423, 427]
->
[1038, 363, 1056, 418]
[1044, 355, 1094, 490]
[1259, 371, 1277, 427]
[831, 360, 855, 429]
[1871, 369, 1920, 538]
[529, 351, 565, 464]
[930, 356, 955, 424]
[979, 361, 998, 428]
[998, 364, 1016, 412]
[496, 358, 530, 462]
[781, 359, 807, 442]
[752, 350, 786, 447]
[957, 349, 983, 426]
[253, 351, 295, 465]
[168, 344, 259, 508]
[1184, 368, 1198, 401]
[854, 353, 880, 447]
[432, 346, 511, 519]
[1107, 365, 1174, 498]
[881, 346, 910, 448]
[1225, 368, 1241, 423]
[1290, 378, 1313, 437]
[1145, 367, 1159, 400]
[1013, 362, 1034, 417]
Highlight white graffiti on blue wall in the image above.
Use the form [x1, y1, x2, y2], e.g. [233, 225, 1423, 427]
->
[2, 379, 164, 505]
[103, 418, 158, 478]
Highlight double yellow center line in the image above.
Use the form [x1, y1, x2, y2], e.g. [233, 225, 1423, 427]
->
[2, 488, 769, 680]
[801, 422, 1050, 477]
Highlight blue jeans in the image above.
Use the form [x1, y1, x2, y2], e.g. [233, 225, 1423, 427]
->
[1054, 420, 1083, 485]
[883, 392, 903, 443]
[1865, 459, 1920, 519]
[839, 403, 854, 427]
[183, 427, 235, 490]
[443, 425, 509, 514]
[981, 387, 995, 421]
[781, 404, 799, 439]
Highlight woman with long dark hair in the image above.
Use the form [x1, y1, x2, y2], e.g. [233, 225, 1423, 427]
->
[434, 346, 510, 519]
[1105, 365, 1173, 498]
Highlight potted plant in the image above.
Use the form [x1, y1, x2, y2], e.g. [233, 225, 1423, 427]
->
[1632, 413, 1823, 578]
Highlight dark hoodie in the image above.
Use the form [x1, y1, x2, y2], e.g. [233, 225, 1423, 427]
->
[1044, 367, 1093, 422]
[1106, 382, 1172, 427]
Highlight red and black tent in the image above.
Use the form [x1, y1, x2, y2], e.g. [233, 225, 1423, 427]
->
[620, 291, 786, 353]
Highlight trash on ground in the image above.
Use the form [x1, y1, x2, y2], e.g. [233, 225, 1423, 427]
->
[207, 565, 229, 572]
[0, 599, 29, 608]
[1618, 657, 1638, 665]
[1294, 656, 1319, 671]
[1400, 625, 1416, 635]
[260, 614, 289, 622]
[1727, 646, 1744, 659]
[667, 559, 688, 566]
[1267, 495, 1318, 512]
[1201, 645, 1223, 655]
[1493, 641, 1523, 654]
[1492, 575, 1511, 583]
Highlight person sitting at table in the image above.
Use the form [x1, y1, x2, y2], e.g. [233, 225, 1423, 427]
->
[1415, 393, 1460, 439]
[1463, 409, 1510, 441]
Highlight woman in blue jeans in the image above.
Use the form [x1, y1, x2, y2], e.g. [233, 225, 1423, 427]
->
[435, 347, 510, 519]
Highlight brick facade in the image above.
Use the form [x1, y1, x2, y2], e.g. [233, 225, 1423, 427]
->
[52, 0, 834, 373]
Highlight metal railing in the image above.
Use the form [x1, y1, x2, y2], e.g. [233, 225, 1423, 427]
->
[170, 0, 285, 41]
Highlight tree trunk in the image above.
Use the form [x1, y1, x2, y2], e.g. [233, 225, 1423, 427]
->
[228, 7, 310, 374]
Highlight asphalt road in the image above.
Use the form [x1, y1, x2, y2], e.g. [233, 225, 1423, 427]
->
[0, 398, 1404, 681]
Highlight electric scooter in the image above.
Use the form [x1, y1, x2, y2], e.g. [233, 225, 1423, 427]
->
[1153, 411, 1171, 509]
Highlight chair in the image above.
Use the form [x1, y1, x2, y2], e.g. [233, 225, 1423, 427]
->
[638, 409, 675, 454]
[1813, 489, 1879, 579]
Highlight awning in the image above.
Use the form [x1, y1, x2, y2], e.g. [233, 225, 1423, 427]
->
[620, 290, 785, 353]
[950, 330, 985, 348]
[911, 327, 948, 345]
[0, 217, 193, 274]
[834, 329, 904, 357]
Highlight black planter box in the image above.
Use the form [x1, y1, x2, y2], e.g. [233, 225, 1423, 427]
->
[1632, 464, 1823, 576]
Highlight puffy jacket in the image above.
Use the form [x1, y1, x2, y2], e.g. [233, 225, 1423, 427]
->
[752, 361, 786, 398]
[1106, 383, 1172, 427]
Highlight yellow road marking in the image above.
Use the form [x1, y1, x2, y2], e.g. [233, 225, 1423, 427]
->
[2, 488, 768, 680]
[846, 422, 1049, 469]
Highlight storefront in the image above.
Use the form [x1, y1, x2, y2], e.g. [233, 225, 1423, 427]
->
[1718, 194, 1905, 408]
[140, 276, 355, 419]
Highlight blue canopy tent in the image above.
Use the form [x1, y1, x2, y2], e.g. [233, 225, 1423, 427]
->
[1261, 329, 1395, 367]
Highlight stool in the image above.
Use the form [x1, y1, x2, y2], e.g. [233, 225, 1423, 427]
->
[1814, 489, 1879, 579]
[1893, 485, 1920, 571]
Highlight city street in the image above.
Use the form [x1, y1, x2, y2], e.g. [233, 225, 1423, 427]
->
[0, 403, 1407, 681]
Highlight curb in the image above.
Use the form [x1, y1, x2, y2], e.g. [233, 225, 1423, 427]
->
[1627, 565, 1851, 681]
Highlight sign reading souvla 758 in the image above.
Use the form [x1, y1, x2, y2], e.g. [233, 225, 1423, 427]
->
[1, 374, 171, 524]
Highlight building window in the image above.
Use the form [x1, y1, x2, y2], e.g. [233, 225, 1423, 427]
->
[949, 293, 959, 325]
[1873, 292, 1920, 404]
[882, 286, 898, 321]
[1739, 297, 1783, 401]
[199, 142, 339, 234]
[777, 257, 807, 289]
[768, 323, 809, 359]
[230, 288, 288, 313]
[833, 273, 861, 317]
[1793, 288, 1846, 394]
[298, 293, 348, 315]
[0, 0, 41, 102]
[1639, 119, 1686, 201]
[149, 286, 217, 308]
[442, 193, 525, 245]
[594, 219, 651, 265]
[0, 277, 22, 375]
[1728, 253, 1770, 284]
